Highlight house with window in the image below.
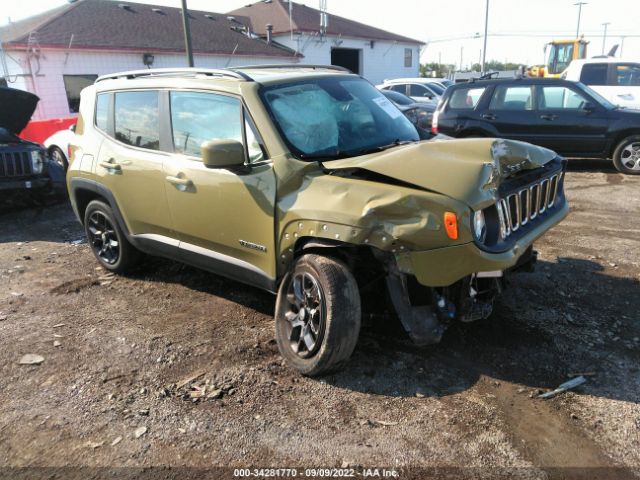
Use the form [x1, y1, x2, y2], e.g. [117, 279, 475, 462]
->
[228, 0, 424, 85]
[0, 0, 299, 121]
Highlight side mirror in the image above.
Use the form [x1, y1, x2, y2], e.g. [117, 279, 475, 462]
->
[69, 124, 76, 132]
[201, 139, 245, 169]
[582, 101, 596, 113]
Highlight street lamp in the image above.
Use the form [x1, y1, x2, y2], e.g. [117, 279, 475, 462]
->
[602, 22, 611, 55]
[481, 0, 489, 74]
[574, 2, 587, 38]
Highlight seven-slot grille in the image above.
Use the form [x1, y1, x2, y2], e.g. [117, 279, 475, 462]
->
[496, 172, 563, 239]
[0, 151, 33, 178]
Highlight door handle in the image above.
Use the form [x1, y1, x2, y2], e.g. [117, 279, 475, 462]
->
[481, 113, 497, 120]
[540, 114, 559, 121]
[166, 175, 193, 187]
[99, 160, 122, 171]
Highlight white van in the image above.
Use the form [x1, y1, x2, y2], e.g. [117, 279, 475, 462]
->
[563, 58, 640, 110]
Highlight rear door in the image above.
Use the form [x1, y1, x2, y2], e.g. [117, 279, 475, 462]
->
[94, 89, 174, 237]
[534, 84, 610, 156]
[162, 90, 277, 288]
[484, 84, 538, 142]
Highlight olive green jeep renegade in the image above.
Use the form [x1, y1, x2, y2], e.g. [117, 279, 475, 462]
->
[67, 65, 569, 376]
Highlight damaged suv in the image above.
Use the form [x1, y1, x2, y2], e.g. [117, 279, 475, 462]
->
[68, 66, 568, 375]
[0, 87, 66, 202]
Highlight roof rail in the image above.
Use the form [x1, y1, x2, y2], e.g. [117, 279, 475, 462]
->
[229, 64, 352, 75]
[95, 68, 252, 83]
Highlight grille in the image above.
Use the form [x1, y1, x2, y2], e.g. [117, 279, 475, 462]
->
[497, 172, 563, 238]
[0, 151, 33, 178]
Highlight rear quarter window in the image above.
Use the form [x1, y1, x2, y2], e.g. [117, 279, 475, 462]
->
[580, 64, 608, 85]
[449, 87, 486, 109]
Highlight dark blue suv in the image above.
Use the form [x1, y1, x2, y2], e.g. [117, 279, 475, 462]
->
[433, 78, 640, 174]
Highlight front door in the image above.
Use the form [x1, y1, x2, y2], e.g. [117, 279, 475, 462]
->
[535, 85, 610, 156]
[162, 90, 277, 288]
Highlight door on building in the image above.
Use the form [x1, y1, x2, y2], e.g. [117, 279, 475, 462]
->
[331, 48, 362, 75]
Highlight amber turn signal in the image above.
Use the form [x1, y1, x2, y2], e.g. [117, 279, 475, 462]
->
[444, 212, 458, 240]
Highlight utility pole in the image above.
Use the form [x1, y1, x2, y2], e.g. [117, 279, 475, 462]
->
[574, 2, 587, 38]
[181, 0, 194, 67]
[481, 0, 489, 74]
[601, 22, 610, 54]
[460, 46, 464, 71]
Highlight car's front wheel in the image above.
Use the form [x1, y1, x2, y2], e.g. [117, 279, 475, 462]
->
[275, 254, 361, 376]
[84, 200, 140, 273]
[613, 135, 640, 175]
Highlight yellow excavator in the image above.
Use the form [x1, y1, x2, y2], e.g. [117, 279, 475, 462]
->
[528, 38, 589, 78]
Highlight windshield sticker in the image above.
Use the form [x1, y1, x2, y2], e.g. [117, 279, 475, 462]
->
[373, 97, 403, 120]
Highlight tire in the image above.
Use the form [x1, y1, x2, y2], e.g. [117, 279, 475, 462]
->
[49, 146, 68, 171]
[613, 135, 640, 175]
[83, 200, 140, 273]
[275, 254, 361, 376]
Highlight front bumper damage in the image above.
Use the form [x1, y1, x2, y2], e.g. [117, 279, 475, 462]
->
[385, 246, 539, 346]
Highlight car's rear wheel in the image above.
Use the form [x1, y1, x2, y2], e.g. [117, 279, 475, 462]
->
[84, 200, 140, 273]
[275, 254, 361, 376]
[613, 135, 640, 175]
[49, 146, 68, 171]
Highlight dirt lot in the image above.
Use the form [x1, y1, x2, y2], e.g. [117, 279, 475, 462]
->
[0, 160, 638, 480]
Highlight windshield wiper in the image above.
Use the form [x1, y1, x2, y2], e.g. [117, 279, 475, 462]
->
[355, 139, 415, 156]
[299, 150, 353, 161]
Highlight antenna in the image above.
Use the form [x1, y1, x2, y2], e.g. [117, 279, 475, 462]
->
[319, 0, 328, 37]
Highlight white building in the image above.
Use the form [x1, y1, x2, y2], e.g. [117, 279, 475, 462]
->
[229, 0, 424, 85]
[0, 0, 300, 120]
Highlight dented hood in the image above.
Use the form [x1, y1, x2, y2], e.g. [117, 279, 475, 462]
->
[0, 87, 39, 134]
[323, 138, 557, 208]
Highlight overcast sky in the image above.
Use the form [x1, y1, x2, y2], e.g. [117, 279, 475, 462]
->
[2, 0, 639, 68]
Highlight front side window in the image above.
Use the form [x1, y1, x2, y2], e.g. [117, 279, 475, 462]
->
[95, 93, 109, 131]
[548, 43, 575, 75]
[261, 77, 418, 160]
[63, 74, 98, 113]
[580, 64, 608, 86]
[449, 87, 486, 109]
[615, 64, 640, 86]
[114, 91, 160, 150]
[170, 91, 241, 158]
[540, 86, 588, 110]
[489, 85, 534, 110]
[409, 84, 432, 98]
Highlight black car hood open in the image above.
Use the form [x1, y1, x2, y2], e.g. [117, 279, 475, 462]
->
[0, 87, 39, 134]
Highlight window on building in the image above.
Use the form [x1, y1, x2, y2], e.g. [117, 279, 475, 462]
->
[489, 85, 534, 110]
[170, 91, 242, 158]
[580, 64, 608, 86]
[114, 91, 160, 150]
[63, 75, 98, 113]
[449, 87, 486, 109]
[404, 48, 413, 68]
[95, 93, 110, 132]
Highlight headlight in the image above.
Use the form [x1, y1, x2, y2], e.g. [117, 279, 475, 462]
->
[473, 210, 487, 243]
[30, 150, 44, 174]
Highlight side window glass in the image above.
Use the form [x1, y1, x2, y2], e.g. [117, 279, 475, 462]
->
[541, 86, 588, 110]
[245, 117, 265, 164]
[95, 93, 109, 132]
[409, 84, 430, 97]
[170, 91, 242, 158]
[489, 86, 533, 110]
[580, 64, 608, 85]
[616, 64, 640, 86]
[449, 88, 485, 109]
[390, 84, 406, 94]
[114, 91, 160, 150]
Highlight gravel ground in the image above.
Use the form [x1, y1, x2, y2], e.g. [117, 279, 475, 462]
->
[0, 159, 638, 480]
